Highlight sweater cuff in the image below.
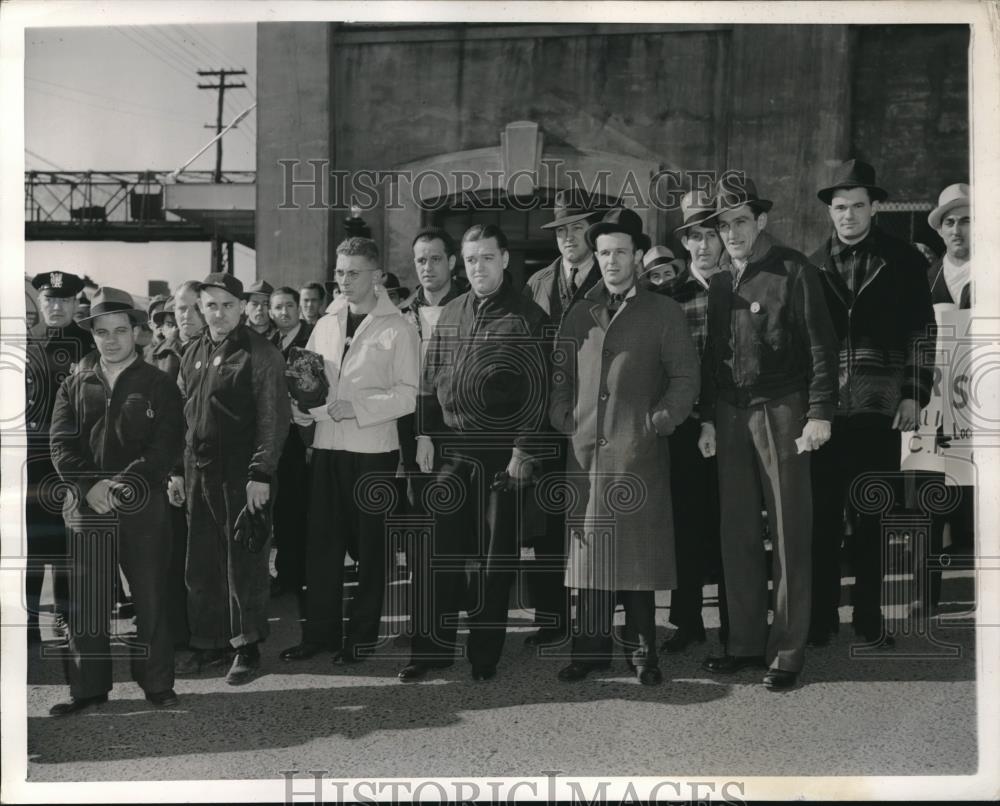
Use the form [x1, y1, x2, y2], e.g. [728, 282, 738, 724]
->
[808, 402, 836, 422]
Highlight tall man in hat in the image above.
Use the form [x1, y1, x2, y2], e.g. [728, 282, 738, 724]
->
[48, 288, 184, 714]
[807, 160, 935, 646]
[174, 273, 290, 684]
[24, 271, 94, 646]
[280, 237, 419, 663]
[244, 279, 278, 338]
[399, 224, 550, 682]
[653, 189, 729, 653]
[550, 208, 699, 684]
[700, 175, 838, 690]
[519, 189, 606, 647]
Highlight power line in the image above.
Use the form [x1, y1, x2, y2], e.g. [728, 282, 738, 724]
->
[155, 26, 209, 71]
[25, 76, 198, 117]
[115, 27, 195, 83]
[27, 84, 205, 125]
[24, 148, 66, 171]
[132, 26, 202, 74]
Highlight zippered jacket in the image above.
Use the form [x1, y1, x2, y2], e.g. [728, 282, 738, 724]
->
[809, 226, 936, 419]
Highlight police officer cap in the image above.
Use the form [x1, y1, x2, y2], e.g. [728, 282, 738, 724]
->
[31, 271, 85, 298]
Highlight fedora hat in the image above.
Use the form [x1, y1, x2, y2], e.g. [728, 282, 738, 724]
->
[640, 245, 685, 276]
[714, 174, 773, 216]
[77, 287, 148, 330]
[540, 188, 602, 230]
[151, 296, 175, 326]
[197, 272, 245, 299]
[674, 189, 719, 233]
[584, 208, 651, 252]
[928, 183, 970, 230]
[817, 159, 888, 205]
[382, 272, 411, 303]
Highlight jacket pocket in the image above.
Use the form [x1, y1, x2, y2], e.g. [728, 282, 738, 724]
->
[210, 394, 242, 422]
[118, 393, 155, 443]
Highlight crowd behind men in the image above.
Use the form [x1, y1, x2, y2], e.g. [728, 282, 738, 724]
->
[24, 162, 974, 714]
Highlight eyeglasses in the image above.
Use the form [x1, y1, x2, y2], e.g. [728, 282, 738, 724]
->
[333, 269, 376, 282]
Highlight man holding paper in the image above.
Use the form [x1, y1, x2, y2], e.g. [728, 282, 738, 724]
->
[699, 174, 838, 691]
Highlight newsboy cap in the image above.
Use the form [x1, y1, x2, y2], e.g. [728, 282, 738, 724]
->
[197, 272, 245, 299]
[243, 279, 274, 300]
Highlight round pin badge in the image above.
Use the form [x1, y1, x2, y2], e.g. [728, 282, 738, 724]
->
[195, 360, 202, 369]
[750, 301, 761, 314]
[213, 356, 222, 366]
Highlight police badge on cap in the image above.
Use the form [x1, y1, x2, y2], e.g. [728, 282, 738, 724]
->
[32, 271, 85, 298]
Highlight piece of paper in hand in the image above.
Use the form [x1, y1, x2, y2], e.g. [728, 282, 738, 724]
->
[795, 435, 810, 454]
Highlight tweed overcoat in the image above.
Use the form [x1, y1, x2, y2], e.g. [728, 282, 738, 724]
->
[549, 283, 700, 591]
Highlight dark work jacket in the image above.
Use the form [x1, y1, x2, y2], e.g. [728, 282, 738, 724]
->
[150, 337, 183, 383]
[701, 231, 839, 422]
[927, 256, 972, 309]
[523, 255, 603, 338]
[49, 356, 184, 508]
[177, 324, 291, 482]
[269, 320, 314, 360]
[809, 226, 936, 419]
[418, 276, 550, 455]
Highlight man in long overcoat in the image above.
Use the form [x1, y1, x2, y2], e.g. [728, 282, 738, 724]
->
[550, 208, 700, 685]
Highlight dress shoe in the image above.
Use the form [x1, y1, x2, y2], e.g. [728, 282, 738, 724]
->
[470, 665, 496, 682]
[702, 654, 766, 674]
[397, 661, 453, 682]
[280, 642, 328, 661]
[523, 628, 566, 646]
[557, 661, 610, 682]
[660, 626, 706, 654]
[49, 693, 108, 717]
[175, 648, 232, 675]
[636, 666, 663, 685]
[145, 688, 179, 707]
[226, 644, 260, 685]
[763, 668, 798, 691]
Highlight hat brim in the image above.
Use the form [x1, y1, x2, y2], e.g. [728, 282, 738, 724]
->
[540, 210, 599, 230]
[715, 198, 774, 216]
[197, 281, 243, 297]
[77, 307, 149, 330]
[674, 209, 721, 233]
[816, 184, 889, 205]
[585, 222, 652, 253]
[928, 198, 970, 230]
[151, 310, 175, 325]
[639, 257, 685, 277]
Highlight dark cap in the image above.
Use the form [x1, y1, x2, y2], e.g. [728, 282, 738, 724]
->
[197, 272, 245, 299]
[243, 279, 274, 300]
[31, 271, 85, 298]
[151, 296, 176, 325]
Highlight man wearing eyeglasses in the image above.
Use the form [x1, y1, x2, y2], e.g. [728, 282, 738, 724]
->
[279, 237, 419, 664]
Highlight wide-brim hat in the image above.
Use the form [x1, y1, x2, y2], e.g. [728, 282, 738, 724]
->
[31, 271, 85, 298]
[928, 183, 970, 230]
[817, 159, 888, 205]
[640, 245, 685, 277]
[382, 272, 411, 302]
[674, 188, 719, 233]
[584, 208, 651, 252]
[540, 188, 603, 230]
[77, 286, 148, 330]
[714, 173, 773, 216]
[243, 279, 274, 301]
[151, 296, 176, 325]
[197, 272, 245, 299]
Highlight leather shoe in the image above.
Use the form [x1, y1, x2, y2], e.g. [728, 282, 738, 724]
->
[702, 654, 766, 674]
[763, 669, 798, 691]
[49, 693, 108, 717]
[637, 666, 663, 685]
[660, 626, 706, 653]
[226, 644, 260, 685]
[397, 661, 453, 682]
[175, 647, 232, 675]
[145, 688, 179, 707]
[854, 625, 895, 647]
[471, 665, 496, 682]
[557, 661, 610, 682]
[523, 628, 566, 646]
[280, 642, 328, 661]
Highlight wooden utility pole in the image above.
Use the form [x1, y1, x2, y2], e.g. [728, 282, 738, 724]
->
[198, 68, 247, 271]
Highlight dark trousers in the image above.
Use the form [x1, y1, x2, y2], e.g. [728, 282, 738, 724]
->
[811, 417, 900, 635]
[409, 444, 519, 668]
[667, 417, 728, 639]
[62, 496, 174, 698]
[716, 392, 812, 673]
[185, 454, 272, 649]
[273, 427, 310, 592]
[302, 449, 398, 653]
[573, 589, 658, 669]
[25, 457, 70, 631]
[528, 437, 570, 637]
[167, 502, 190, 647]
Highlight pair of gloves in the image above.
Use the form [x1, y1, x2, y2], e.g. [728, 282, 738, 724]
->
[233, 503, 272, 553]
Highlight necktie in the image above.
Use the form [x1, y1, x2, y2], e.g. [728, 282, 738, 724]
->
[569, 265, 579, 293]
[608, 293, 625, 315]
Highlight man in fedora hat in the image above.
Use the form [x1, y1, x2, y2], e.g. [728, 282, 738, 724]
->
[24, 271, 94, 646]
[516, 189, 605, 649]
[807, 159, 935, 647]
[652, 189, 729, 654]
[639, 245, 685, 291]
[551, 208, 700, 685]
[48, 287, 184, 714]
[174, 272, 290, 684]
[244, 279, 278, 339]
[700, 175, 839, 690]
[927, 183, 971, 308]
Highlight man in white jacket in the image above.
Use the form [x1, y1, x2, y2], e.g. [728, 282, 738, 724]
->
[279, 237, 420, 663]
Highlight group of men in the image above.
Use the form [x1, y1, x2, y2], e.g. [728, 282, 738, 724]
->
[25, 160, 972, 715]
